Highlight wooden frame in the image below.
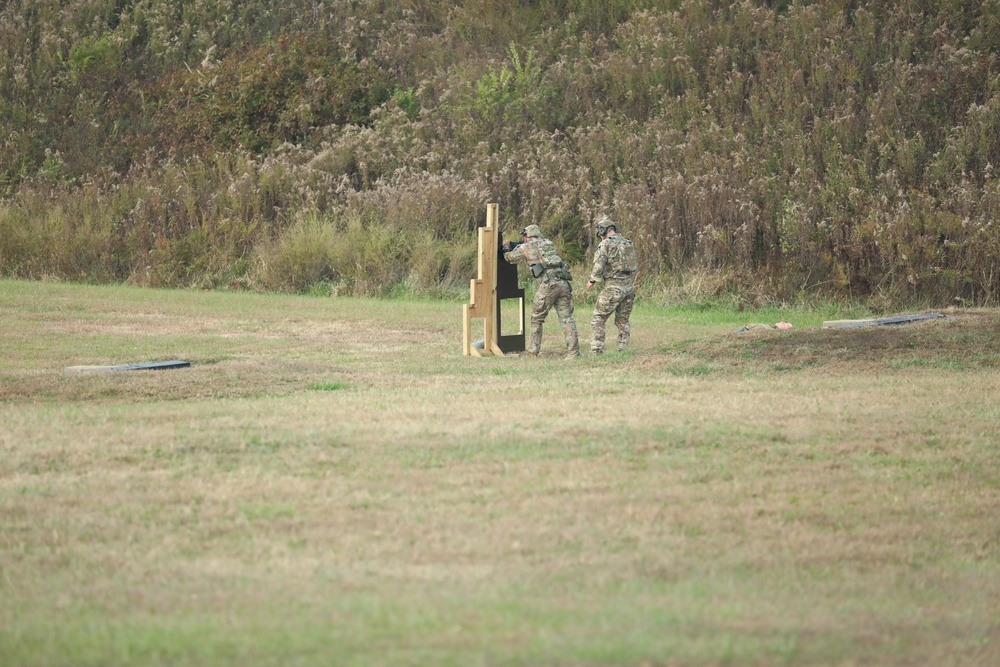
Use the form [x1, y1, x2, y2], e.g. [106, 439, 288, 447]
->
[463, 203, 525, 356]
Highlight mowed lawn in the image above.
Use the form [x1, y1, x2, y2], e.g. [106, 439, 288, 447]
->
[1, 279, 998, 667]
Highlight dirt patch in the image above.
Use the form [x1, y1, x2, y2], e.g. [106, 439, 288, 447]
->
[676, 309, 1000, 373]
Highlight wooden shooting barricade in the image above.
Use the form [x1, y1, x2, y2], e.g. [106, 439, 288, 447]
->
[462, 203, 526, 356]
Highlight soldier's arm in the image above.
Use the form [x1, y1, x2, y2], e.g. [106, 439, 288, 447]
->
[589, 241, 609, 283]
[503, 244, 524, 264]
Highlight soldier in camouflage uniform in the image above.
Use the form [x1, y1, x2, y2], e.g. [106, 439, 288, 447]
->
[586, 216, 637, 354]
[503, 224, 580, 359]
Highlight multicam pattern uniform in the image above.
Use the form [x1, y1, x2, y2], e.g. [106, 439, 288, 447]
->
[589, 233, 637, 353]
[503, 236, 580, 356]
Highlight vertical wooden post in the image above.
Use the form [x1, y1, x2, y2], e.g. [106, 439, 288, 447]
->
[462, 303, 473, 356]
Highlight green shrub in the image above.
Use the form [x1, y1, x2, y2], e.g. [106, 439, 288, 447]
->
[255, 216, 339, 293]
[68, 35, 120, 81]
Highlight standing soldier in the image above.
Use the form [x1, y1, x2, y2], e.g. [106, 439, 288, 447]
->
[586, 216, 637, 354]
[503, 224, 580, 359]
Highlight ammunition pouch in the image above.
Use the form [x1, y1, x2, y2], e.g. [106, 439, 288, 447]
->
[530, 263, 545, 279]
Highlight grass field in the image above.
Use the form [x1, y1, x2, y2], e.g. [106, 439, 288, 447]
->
[1, 279, 998, 667]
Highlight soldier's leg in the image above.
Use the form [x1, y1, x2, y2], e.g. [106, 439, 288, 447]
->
[590, 288, 618, 353]
[529, 284, 556, 354]
[554, 282, 579, 356]
[614, 291, 635, 351]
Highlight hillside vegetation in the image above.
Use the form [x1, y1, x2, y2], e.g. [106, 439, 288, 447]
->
[2, 0, 999, 305]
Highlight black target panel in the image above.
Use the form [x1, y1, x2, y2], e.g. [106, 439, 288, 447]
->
[495, 231, 526, 353]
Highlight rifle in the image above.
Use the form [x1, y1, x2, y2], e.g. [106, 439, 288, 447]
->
[502, 241, 544, 278]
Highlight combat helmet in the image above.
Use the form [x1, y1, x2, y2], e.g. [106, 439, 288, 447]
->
[595, 215, 615, 237]
[521, 224, 543, 238]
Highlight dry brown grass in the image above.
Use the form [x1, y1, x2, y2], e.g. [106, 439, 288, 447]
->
[1, 280, 998, 666]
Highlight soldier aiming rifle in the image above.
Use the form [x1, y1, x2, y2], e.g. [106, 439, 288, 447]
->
[502, 225, 580, 359]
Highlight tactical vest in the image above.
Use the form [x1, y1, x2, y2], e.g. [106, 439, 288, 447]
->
[608, 235, 637, 273]
[524, 238, 571, 280]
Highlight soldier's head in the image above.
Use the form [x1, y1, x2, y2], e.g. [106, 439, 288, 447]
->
[521, 224, 543, 239]
[595, 216, 616, 239]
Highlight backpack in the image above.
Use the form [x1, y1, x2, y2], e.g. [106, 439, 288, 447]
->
[536, 238, 565, 269]
[609, 235, 638, 273]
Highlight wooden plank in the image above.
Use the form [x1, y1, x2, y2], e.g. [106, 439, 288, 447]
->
[462, 303, 472, 356]
[484, 203, 499, 353]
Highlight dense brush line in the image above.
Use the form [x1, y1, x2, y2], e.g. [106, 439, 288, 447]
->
[1, 0, 999, 306]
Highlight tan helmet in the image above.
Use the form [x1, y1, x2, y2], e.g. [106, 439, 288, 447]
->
[521, 224, 543, 238]
[595, 215, 615, 238]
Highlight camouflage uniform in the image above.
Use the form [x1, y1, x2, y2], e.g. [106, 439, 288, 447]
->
[589, 229, 637, 353]
[503, 226, 580, 357]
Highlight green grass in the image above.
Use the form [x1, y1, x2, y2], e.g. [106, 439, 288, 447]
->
[308, 380, 350, 391]
[1, 279, 998, 666]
